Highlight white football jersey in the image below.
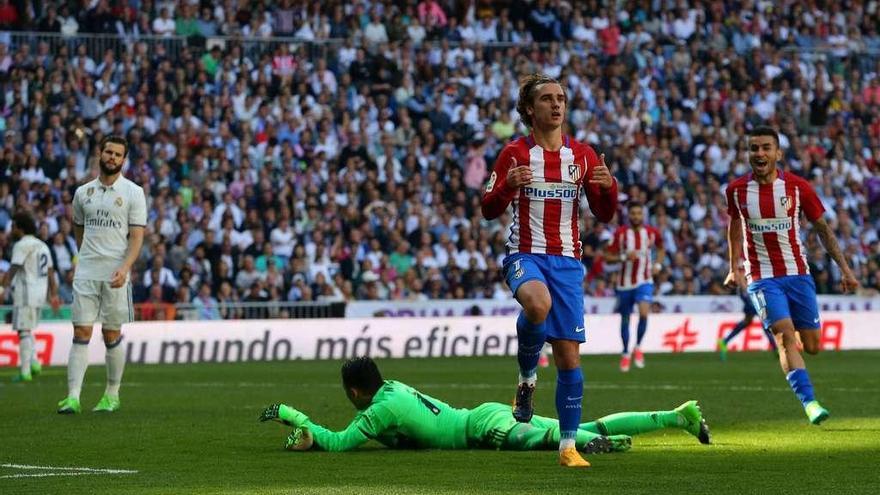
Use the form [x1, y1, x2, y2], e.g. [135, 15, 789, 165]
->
[10, 235, 53, 307]
[72, 175, 147, 281]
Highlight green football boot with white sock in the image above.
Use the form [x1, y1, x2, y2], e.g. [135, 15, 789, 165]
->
[30, 360, 42, 376]
[57, 397, 82, 414]
[93, 394, 121, 412]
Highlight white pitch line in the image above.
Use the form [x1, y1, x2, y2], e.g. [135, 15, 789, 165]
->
[1, 472, 106, 479]
[1, 464, 137, 473]
[0, 463, 138, 479]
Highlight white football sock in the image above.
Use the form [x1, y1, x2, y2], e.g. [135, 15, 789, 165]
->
[559, 438, 576, 451]
[68, 340, 90, 399]
[105, 336, 126, 398]
[19, 331, 33, 376]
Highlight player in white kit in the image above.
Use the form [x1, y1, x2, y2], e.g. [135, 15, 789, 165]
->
[1, 211, 58, 382]
[57, 135, 147, 414]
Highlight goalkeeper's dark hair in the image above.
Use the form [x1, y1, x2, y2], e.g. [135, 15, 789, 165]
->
[748, 126, 779, 147]
[13, 210, 37, 236]
[100, 134, 129, 157]
[342, 356, 384, 394]
[516, 73, 563, 129]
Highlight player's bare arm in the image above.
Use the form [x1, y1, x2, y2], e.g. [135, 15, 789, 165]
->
[0, 264, 21, 295]
[653, 247, 666, 276]
[47, 266, 60, 312]
[74, 224, 84, 250]
[811, 217, 860, 293]
[111, 225, 145, 288]
[725, 218, 745, 289]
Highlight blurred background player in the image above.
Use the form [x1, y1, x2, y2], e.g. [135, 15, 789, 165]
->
[481, 74, 618, 466]
[259, 357, 710, 453]
[1, 211, 58, 382]
[57, 136, 147, 414]
[606, 203, 664, 372]
[724, 127, 860, 425]
[718, 264, 778, 361]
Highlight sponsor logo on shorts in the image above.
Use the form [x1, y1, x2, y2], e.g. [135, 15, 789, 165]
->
[514, 269, 524, 279]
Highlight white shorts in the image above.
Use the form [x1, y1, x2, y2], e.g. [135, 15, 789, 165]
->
[72, 279, 134, 329]
[12, 306, 40, 331]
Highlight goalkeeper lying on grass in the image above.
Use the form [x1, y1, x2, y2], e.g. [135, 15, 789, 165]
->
[259, 357, 710, 456]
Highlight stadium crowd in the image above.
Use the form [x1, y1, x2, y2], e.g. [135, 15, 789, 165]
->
[1, 0, 880, 318]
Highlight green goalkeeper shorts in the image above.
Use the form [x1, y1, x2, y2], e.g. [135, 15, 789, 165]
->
[465, 402, 519, 449]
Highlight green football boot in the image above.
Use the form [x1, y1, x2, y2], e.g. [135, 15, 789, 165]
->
[57, 397, 82, 414]
[30, 360, 42, 376]
[675, 400, 711, 444]
[805, 401, 829, 425]
[92, 394, 121, 413]
[717, 338, 728, 361]
[11, 373, 32, 383]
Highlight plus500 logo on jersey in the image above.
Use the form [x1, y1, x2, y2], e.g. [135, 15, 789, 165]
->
[746, 217, 793, 233]
[522, 183, 579, 200]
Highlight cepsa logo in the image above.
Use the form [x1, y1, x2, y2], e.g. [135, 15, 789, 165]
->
[0, 332, 55, 367]
[714, 320, 844, 351]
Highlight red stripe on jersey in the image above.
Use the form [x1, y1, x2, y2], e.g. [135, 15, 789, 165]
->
[518, 193, 532, 253]
[631, 228, 641, 287]
[737, 185, 761, 280]
[542, 149, 563, 256]
[644, 230, 652, 282]
[757, 183, 786, 277]
[616, 230, 625, 287]
[785, 180, 808, 273]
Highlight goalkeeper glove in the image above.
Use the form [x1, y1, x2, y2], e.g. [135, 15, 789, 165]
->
[258, 403, 309, 427]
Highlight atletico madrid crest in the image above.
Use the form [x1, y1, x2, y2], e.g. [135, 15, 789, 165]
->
[780, 195, 792, 213]
[568, 164, 580, 182]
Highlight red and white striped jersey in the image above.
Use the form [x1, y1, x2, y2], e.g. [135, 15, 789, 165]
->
[609, 225, 662, 290]
[481, 135, 618, 259]
[726, 170, 824, 283]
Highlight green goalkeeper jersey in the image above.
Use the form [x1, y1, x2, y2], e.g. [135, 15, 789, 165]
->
[303, 380, 472, 451]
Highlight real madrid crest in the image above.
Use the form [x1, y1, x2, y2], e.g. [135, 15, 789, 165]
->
[87, 187, 95, 196]
[115, 197, 123, 207]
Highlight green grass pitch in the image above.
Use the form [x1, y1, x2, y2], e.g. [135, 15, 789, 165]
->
[2, 351, 879, 494]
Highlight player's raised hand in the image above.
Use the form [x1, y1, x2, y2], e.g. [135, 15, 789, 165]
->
[110, 268, 127, 288]
[590, 154, 614, 190]
[840, 270, 860, 293]
[259, 403, 308, 427]
[506, 161, 533, 189]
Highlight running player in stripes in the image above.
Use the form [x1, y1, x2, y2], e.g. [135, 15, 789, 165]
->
[724, 126, 859, 425]
[481, 73, 618, 467]
[606, 203, 664, 372]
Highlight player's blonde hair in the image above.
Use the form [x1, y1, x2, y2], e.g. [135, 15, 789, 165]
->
[516, 73, 564, 129]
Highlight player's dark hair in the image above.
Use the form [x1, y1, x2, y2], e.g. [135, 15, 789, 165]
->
[12, 211, 37, 235]
[100, 134, 129, 157]
[516, 73, 563, 129]
[628, 202, 643, 210]
[342, 356, 384, 394]
[748, 126, 779, 147]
